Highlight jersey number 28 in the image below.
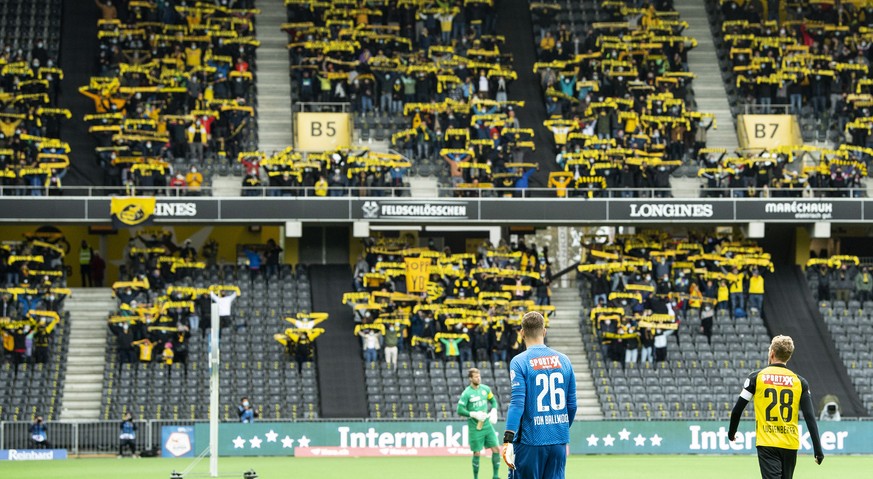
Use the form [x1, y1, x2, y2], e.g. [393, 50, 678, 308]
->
[535, 372, 565, 412]
[763, 387, 794, 422]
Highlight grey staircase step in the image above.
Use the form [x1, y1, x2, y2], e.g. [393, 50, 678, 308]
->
[64, 382, 103, 393]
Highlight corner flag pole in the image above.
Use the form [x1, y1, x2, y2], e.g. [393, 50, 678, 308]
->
[209, 300, 220, 477]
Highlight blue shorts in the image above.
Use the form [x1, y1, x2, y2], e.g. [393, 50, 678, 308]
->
[508, 443, 566, 479]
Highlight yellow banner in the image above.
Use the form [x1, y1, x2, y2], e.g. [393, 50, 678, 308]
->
[110, 197, 156, 226]
[404, 257, 431, 293]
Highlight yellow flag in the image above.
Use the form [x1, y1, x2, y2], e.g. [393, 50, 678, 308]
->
[110, 197, 156, 227]
[404, 257, 431, 293]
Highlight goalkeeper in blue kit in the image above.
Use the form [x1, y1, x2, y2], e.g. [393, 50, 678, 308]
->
[502, 312, 577, 479]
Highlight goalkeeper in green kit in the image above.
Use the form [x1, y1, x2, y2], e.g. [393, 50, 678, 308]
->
[457, 367, 500, 479]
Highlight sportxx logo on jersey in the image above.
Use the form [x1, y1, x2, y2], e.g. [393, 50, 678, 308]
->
[530, 355, 561, 370]
[761, 374, 794, 387]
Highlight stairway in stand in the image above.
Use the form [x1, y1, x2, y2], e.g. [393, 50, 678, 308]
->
[255, 0, 294, 155]
[60, 288, 115, 421]
[674, 0, 739, 151]
[547, 287, 603, 420]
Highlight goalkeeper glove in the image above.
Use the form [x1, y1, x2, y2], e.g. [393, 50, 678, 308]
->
[501, 431, 515, 469]
[470, 411, 488, 421]
[488, 408, 498, 424]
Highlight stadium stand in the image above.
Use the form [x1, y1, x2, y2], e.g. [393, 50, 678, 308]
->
[345, 236, 553, 418]
[284, 0, 541, 193]
[80, 2, 259, 195]
[0, 231, 70, 421]
[0, 0, 69, 195]
[577, 230, 772, 419]
[703, 0, 870, 196]
[99, 234, 320, 420]
[806, 255, 873, 415]
[236, 147, 412, 197]
[0, 0, 62, 60]
[534, 1, 714, 197]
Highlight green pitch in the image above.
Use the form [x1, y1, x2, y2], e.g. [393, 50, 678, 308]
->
[1, 455, 872, 479]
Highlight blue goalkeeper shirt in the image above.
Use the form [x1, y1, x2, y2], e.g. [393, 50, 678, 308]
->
[505, 344, 577, 446]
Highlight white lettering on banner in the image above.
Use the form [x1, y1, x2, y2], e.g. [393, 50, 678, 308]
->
[628, 204, 714, 218]
[380, 204, 467, 218]
[688, 425, 849, 451]
[338, 425, 468, 449]
[763, 201, 833, 219]
[7, 449, 56, 460]
[689, 426, 752, 451]
[155, 203, 197, 217]
[295, 447, 497, 457]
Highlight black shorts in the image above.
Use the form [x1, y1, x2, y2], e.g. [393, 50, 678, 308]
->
[757, 446, 797, 479]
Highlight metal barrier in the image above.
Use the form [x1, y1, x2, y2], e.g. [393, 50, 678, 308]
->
[0, 184, 867, 199]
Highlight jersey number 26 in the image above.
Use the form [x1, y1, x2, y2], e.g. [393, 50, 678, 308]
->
[535, 372, 565, 412]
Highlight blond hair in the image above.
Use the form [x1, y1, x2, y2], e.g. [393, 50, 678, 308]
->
[522, 311, 545, 338]
[770, 335, 794, 363]
[467, 367, 480, 379]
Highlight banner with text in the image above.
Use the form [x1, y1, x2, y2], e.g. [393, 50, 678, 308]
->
[571, 420, 870, 455]
[192, 421, 873, 457]
[404, 257, 431, 293]
[193, 422, 500, 457]
[0, 449, 67, 460]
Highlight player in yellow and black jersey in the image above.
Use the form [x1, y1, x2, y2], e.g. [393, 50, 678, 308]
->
[728, 335, 823, 479]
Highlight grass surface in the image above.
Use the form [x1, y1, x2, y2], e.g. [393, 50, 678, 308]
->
[1, 455, 871, 479]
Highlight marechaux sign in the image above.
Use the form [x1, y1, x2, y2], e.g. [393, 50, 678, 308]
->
[191, 421, 873, 457]
[0, 449, 67, 460]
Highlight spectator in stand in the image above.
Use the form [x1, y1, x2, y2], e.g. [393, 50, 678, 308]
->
[815, 264, 831, 301]
[359, 327, 381, 363]
[747, 269, 765, 313]
[0, 291, 17, 318]
[653, 328, 672, 362]
[639, 327, 654, 364]
[581, 269, 610, 306]
[728, 267, 745, 315]
[161, 341, 174, 365]
[169, 174, 187, 193]
[855, 267, 873, 303]
[95, 0, 117, 20]
[32, 315, 60, 364]
[700, 303, 715, 346]
[264, 239, 282, 279]
[383, 323, 402, 370]
[185, 167, 203, 196]
[489, 322, 509, 363]
[90, 252, 106, 287]
[131, 337, 155, 363]
[833, 269, 853, 303]
[243, 248, 261, 282]
[209, 289, 238, 331]
[79, 241, 92, 287]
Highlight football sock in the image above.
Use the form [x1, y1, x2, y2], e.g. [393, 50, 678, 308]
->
[472, 455, 480, 479]
[491, 452, 500, 479]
